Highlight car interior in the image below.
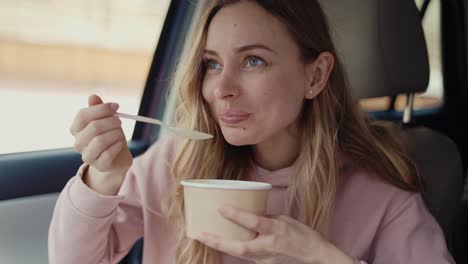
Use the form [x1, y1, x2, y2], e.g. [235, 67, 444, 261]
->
[322, 0, 465, 254]
[0, 0, 467, 263]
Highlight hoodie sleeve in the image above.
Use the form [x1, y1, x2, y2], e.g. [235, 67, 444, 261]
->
[367, 193, 455, 264]
[48, 159, 145, 264]
[47, 134, 182, 264]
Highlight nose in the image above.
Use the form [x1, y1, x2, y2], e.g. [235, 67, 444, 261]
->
[213, 70, 240, 100]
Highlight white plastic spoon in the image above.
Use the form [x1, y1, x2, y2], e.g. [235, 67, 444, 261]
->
[115, 112, 213, 140]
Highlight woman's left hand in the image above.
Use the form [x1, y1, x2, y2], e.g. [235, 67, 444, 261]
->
[195, 206, 355, 264]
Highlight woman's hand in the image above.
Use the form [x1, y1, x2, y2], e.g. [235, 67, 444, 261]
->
[196, 206, 355, 264]
[70, 94, 133, 195]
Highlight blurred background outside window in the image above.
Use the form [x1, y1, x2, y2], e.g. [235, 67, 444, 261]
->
[0, 0, 170, 154]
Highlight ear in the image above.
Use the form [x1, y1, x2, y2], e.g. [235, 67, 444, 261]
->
[304, 52, 335, 99]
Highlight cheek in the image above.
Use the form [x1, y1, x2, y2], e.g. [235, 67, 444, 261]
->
[258, 74, 304, 120]
[201, 81, 211, 102]
[201, 84, 219, 125]
[202, 82, 216, 109]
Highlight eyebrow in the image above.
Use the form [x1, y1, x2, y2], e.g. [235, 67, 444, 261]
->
[204, 44, 277, 56]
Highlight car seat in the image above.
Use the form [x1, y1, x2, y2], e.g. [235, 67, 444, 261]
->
[320, 0, 464, 254]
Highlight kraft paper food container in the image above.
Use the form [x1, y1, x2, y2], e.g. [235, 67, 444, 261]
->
[181, 179, 272, 241]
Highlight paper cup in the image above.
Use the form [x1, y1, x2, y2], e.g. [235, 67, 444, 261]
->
[181, 179, 272, 241]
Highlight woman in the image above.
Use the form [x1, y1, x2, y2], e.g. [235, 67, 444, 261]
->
[49, 0, 455, 263]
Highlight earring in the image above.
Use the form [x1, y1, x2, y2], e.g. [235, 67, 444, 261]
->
[308, 90, 313, 94]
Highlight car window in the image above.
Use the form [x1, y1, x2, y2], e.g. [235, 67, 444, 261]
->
[360, 0, 443, 112]
[0, 0, 171, 154]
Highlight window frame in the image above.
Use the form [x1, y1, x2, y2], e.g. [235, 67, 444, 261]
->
[0, 0, 201, 201]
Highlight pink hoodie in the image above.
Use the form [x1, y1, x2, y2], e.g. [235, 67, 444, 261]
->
[48, 135, 455, 263]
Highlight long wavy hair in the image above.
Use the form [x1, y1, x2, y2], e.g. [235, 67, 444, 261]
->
[161, 0, 421, 263]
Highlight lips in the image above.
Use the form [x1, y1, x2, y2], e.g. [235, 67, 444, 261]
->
[219, 110, 251, 124]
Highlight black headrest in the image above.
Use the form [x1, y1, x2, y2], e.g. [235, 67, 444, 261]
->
[320, 0, 430, 99]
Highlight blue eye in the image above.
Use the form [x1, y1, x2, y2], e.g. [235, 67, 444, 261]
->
[246, 56, 265, 67]
[205, 59, 222, 70]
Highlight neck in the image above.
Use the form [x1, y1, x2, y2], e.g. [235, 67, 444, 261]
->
[253, 127, 300, 171]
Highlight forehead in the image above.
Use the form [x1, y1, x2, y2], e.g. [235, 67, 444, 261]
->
[205, 2, 295, 52]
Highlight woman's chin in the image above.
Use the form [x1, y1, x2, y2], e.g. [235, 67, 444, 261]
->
[221, 127, 256, 146]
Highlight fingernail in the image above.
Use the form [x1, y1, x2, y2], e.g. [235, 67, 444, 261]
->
[197, 232, 209, 240]
[110, 103, 119, 111]
[219, 205, 232, 212]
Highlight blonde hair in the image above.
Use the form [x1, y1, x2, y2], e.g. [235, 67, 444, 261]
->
[161, 1, 421, 263]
